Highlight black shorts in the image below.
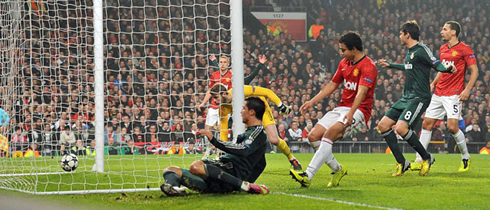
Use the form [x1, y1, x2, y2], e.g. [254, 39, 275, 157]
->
[201, 159, 247, 194]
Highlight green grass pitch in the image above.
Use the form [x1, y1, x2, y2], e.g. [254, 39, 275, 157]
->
[1, 153, 489, 209]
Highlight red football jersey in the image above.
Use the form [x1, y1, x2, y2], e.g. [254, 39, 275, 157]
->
[209, 70, 232, 109]
[435, 42, 477, 96]
[332, 56, 378, 122]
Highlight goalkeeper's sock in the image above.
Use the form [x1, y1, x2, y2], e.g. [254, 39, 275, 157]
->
[163, 170, 181, 186]
[305, 137, 340, 181]
[205, 164, 242, 190]
[403, 129, 430, 160]
[179, 169, 208, 192]
[382, 129, 406, 164]
[277, 138, 294, 160]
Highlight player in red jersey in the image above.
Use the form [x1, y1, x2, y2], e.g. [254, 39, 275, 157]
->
[197, 54, 233, 158]
[412, 21, 478, 172]
[290, 32, 377, 188]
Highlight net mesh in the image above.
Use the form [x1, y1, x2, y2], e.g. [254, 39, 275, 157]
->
[0, 0, 231, 194]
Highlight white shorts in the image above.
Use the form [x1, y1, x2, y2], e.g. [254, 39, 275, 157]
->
[205, 107, 219, 127]
[424, 95, 461, 120]
[317, 107, 366, 136]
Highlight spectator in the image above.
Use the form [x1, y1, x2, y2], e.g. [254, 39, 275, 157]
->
[121, 139, 140, 155]
[466, 124, 483, 142]
[60, 125, 76, 154]
[353, 126, 370, 142]
[132, 126, 145, 143]
[71, 139, 89, 156]
[308, 19, 324, 40]
[277, 123, 288, 141]
[104, 137, 120, 155]
[104, 124, 118, 144]
[302, 121, 313, 142]
[287, 121, 302, 141]
[146, 124, 162, 143]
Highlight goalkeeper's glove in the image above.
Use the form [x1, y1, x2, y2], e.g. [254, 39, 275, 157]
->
[278, 103, 292, 115]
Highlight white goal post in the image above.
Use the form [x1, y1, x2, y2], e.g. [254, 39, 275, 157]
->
[0, 0, 244, 195]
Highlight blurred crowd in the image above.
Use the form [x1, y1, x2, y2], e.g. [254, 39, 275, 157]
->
[3, 0, 489, 156]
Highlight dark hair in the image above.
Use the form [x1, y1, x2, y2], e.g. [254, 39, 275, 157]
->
[245, 97, 266, 120]
[445, 21, 461, 37]
[339, 31, 363, 51]
[400, 20, 420, 41]
[210, 83, 228, 96]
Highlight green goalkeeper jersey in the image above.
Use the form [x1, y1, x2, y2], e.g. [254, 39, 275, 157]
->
[209, 125, 267, 177]
[389, 43, 450, 101]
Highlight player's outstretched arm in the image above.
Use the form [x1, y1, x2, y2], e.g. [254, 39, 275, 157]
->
[300, 81, 339, 115]
[378, 59, 406, 71]
[197, 90, 212, 111]
[244, 55, 267, 85]
[243, 85, 291, 115]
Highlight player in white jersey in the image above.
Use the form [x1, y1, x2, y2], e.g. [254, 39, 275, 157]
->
[412, 21, 478, 172]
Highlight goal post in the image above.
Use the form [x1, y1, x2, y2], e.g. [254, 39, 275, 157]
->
[0, 0, 244, 195]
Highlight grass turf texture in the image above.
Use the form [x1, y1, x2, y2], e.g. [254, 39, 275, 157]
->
[1, 153, 489, 209]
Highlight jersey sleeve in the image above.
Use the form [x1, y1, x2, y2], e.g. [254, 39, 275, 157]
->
[208, 73, 216, 88]
[463, 47, 477, 67]
[331, 62, 344, 83]
[418, 45, 449, 72]
[358, 63, 377, 89]
[244, 85, 282, 106]
[210, 126, 265, 156]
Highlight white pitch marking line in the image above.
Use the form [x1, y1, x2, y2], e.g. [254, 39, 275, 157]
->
[275, 192, 402, 210]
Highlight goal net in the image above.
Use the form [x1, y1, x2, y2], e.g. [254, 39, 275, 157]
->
[0, 0, 234, 194]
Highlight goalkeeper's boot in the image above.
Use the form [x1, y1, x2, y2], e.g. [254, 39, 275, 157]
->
[248, 184, 269, 195]
[458, 158, 470, 172]
[327, 165, 347, 188]
[289, 169, 310, 187]
[419, 154, 435, 176]
[410, 160, 422, 171]
[160, 184, 187, 197]
[392, 160, 411, 177]
[289, 157, 303, 171]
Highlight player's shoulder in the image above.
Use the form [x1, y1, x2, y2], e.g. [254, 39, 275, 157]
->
[339, 58, 349, 66]
[358, 56, 377, 71]
[457, 42, 474, 52]
[440, 43, 449, 51]
[416, 43, 436, 59]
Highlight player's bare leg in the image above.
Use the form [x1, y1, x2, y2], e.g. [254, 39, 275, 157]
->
[306, 124, 327, 152]
[291, 122, 347, 187]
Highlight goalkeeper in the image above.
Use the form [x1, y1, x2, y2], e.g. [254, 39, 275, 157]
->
[210, 82, 302, 173]
[161, 97, 269, 196]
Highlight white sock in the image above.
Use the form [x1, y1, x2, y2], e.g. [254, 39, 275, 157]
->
[241, 181, 250, 191]
[305, 137, 340, 181]
[415, 129, 432, 163]
[309, 140, 321, 152]
[453, 130, 470, 159]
